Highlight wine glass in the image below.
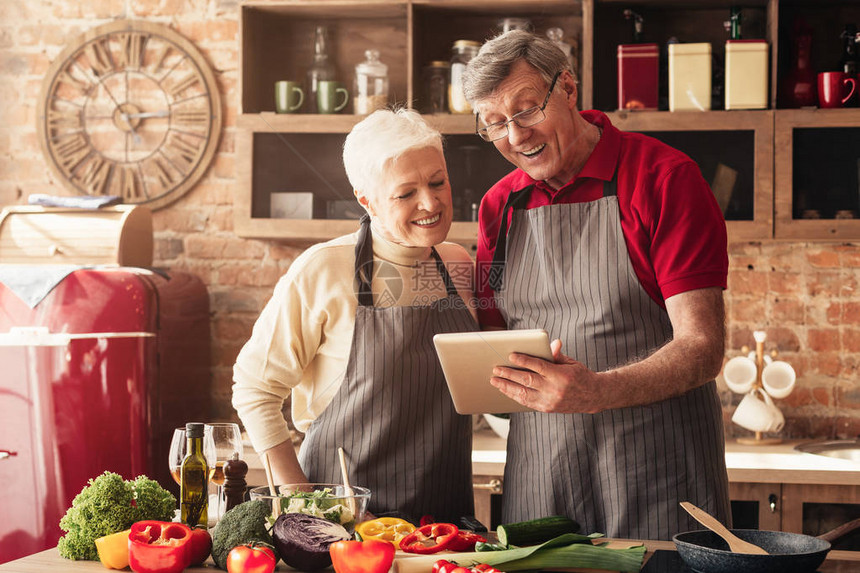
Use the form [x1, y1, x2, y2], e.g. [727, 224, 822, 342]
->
[205, 423, 244, 518]
[168, 426, 217, 485]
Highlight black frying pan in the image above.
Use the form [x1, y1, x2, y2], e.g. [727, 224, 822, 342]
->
[672, 518, 860, 573]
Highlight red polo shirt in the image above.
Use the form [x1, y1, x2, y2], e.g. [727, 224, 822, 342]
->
[476, 110, 728, 328]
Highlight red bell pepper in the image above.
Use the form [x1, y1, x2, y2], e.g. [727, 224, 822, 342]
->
[447, 530, 488, 552]
[330, 539, 395, 573]
[399, 523, 459, 554]
[128, 520, 192, 573]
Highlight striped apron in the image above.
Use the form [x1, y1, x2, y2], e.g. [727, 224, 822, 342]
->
[490, 173, 731, 540]
[299, 216, 476, 522]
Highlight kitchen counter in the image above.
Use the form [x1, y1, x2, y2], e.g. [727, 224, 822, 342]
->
[244, 431, 860, 489]
[3, 543, 859, 573]
[471, 430, 860, 486]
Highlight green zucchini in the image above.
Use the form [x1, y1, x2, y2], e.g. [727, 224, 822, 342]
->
[496, 515, 580, 547]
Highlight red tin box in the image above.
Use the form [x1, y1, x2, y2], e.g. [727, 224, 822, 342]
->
[617, 43, 659, 110]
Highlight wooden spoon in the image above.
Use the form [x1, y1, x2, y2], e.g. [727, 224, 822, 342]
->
[680, 501, 769, 555]
[338, 447, 359, 518]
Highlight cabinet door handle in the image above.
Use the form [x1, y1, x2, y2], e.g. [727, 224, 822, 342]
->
[768, 493, 778, 513]
[0, 450, 18, 460]
[474, 479, 502, 493]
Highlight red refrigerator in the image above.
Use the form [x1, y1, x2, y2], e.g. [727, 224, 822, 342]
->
[0, 267, 210, 563]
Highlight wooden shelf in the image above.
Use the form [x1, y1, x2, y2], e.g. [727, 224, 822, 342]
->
[235, 0, 860, 244]
[608, 110, 774, 242]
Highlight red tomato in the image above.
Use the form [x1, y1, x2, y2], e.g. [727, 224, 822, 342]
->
[226, 543, 276, 573]
[187, 527, 212, 566]
[449, 567, 471, 573]
[433, 560, 457, 573]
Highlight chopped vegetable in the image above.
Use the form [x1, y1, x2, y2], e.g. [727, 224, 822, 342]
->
[58, 472, 176, 561]
[330, 539, 395, 573]
[399, 523, 459, 554]
[272, 513, 351, 571]
[211, 500, 279, 570]
[128, 521, 192, 573]
[448, 531, 488, 552]
[94, 529, 131, 570]
[355, 517, 416, 545]
[281, 487, 356, 529]
[474, 541, 511, 552]
[392, 533, 645, 573]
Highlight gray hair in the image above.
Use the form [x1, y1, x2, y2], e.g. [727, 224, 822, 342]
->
[463, 30, 574, 103]
[343, 107, 444, 193]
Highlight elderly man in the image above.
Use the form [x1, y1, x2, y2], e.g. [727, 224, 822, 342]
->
[463, 30, 731, 540]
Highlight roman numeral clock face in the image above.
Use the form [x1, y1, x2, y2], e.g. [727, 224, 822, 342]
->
[38, 20, 221, 210]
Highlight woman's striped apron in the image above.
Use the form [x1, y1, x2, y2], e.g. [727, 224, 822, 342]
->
[490, 173, 731, 540]
[299, 216, 477, 522]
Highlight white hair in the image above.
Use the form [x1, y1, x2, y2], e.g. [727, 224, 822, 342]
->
[343, 108, 444, 194]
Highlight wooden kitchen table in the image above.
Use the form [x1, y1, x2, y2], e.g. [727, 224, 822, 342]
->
[2, 543, 859, 573]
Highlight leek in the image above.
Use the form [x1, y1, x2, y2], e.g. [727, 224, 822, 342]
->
[393, 533, 645, 573]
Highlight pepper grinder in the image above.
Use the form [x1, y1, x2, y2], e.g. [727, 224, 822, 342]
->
[223, 452, 248, 512]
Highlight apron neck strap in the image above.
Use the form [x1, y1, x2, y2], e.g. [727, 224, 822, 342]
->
[355, 214, 458, 307]
[489, 184, 534, 292]
[355, 214, 375, 306]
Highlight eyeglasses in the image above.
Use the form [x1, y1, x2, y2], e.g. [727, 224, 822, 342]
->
[475, 71, 562, 142]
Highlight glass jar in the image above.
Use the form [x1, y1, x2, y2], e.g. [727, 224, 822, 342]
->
[354, 49, 389, 115]
[498, 17, 532, 34]
[449, 40, 480, 114]
[421, 61, 450, 114]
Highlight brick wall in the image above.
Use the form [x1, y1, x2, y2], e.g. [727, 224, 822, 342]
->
[2, 2, 858, 441]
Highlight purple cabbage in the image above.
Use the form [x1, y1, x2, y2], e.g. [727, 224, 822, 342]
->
[272, 513, 351, 571]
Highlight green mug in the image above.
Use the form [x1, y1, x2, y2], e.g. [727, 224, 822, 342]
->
[275, 81, 304, 113]
[317, 80, 349, 114]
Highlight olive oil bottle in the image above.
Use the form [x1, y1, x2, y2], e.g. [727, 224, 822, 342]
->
[180, 422, 209, 527]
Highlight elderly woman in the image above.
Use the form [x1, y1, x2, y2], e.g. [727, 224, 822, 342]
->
[232, 108, 477, 522]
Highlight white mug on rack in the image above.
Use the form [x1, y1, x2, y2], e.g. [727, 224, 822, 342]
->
[723, 356, 757, 394]
[732, 388, 785, 433]
[762, 360, 796, 399]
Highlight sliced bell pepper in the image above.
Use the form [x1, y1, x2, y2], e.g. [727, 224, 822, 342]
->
[95, 529, 131, 569]
[128, 520, 192, 573]
[330, 539, 395, 573]
[355, 517, 416, 545]
[399, 522, 459, 554]
[448, 530, 488, 552]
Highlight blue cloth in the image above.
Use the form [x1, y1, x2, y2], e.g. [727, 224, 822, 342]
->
[0, 264, 86, 308]
[27, 194, 121, 209]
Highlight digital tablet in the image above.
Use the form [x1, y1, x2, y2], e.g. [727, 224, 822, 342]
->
[433, 329, 553, 415]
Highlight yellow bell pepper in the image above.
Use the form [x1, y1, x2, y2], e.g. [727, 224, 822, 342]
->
[94, 529, 131, 569]
[356, 517, 416, 545]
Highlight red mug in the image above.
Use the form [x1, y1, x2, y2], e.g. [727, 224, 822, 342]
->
[818, 71, 857, 108]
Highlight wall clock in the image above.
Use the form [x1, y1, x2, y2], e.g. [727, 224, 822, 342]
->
[37, 20, 222, 210]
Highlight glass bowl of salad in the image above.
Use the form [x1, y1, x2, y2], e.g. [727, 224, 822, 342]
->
[249, 483, 371, 533]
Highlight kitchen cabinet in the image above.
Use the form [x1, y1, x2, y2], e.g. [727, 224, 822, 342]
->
[235, 0, 860, 245]
[782, 483, 860, 549]
[774, 110, 860, 239]
[728, 481, 782, 531]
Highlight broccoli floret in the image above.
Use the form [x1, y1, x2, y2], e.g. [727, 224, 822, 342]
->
[211, 500, 279, 570]
[57, 471, 176, 560]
